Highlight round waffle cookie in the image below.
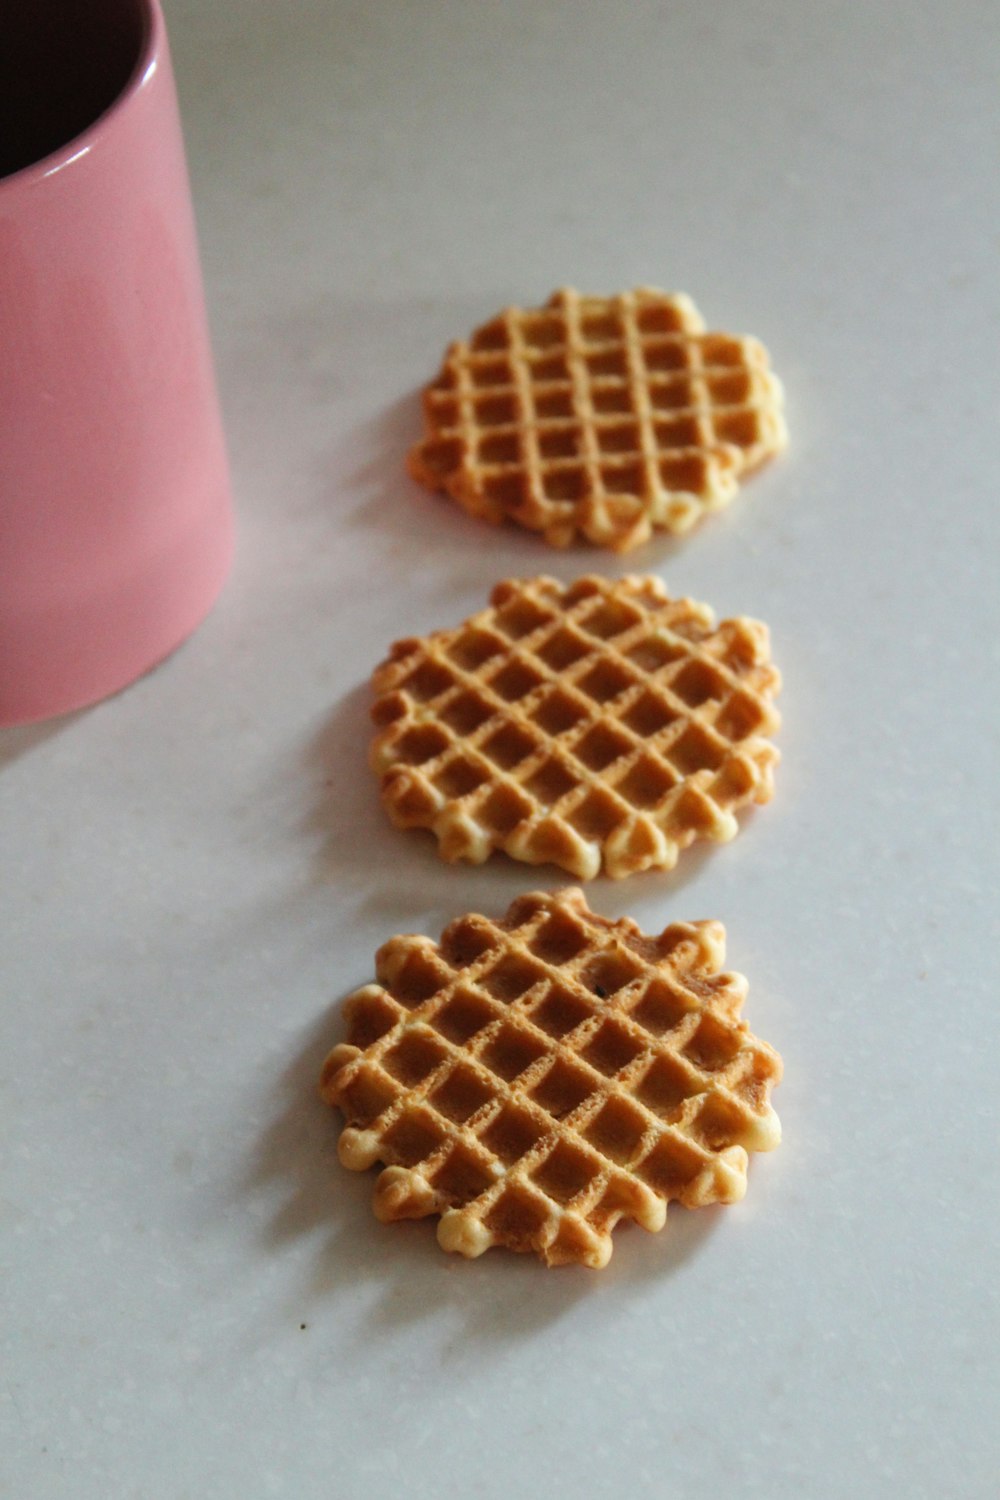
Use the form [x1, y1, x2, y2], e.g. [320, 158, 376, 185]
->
[408, 287, 787, 551]
[370, 575, 781, 880]
[321, 889, 782, 1268]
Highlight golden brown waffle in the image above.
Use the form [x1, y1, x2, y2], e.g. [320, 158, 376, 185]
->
[321, 889, 782, 1268]
[408, 287, 787, 551]
[370, 575, 780, 880]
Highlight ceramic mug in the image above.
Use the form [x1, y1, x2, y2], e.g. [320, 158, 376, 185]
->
[0, 0, 233, 726]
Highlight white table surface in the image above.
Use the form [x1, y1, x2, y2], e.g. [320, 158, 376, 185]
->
[4, 2, 999, 1496]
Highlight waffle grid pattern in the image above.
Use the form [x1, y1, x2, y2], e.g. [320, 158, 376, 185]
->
[371, 575, 781, 880]
[321, 890, 782, 1268]
[408, 288, 787, 551]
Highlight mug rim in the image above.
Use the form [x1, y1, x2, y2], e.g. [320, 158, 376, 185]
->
[0, 0, 161, 191]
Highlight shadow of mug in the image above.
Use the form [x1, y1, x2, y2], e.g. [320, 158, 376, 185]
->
[0, 0, 233, 726]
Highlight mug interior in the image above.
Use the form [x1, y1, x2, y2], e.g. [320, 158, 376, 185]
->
[0, 0, 150, 179]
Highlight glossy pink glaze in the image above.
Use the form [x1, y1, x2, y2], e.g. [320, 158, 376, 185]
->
[0, 0, 233, 726]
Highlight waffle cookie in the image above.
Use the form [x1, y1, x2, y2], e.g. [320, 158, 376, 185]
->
[370, 575, 780, 880]
[408, 287, 786, 551]
[321, 889, 782, 1268]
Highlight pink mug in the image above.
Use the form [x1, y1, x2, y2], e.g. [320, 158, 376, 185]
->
[0, 0, 233, 726]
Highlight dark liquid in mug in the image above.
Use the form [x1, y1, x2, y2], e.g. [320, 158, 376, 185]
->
[0, 0, 148, 178]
